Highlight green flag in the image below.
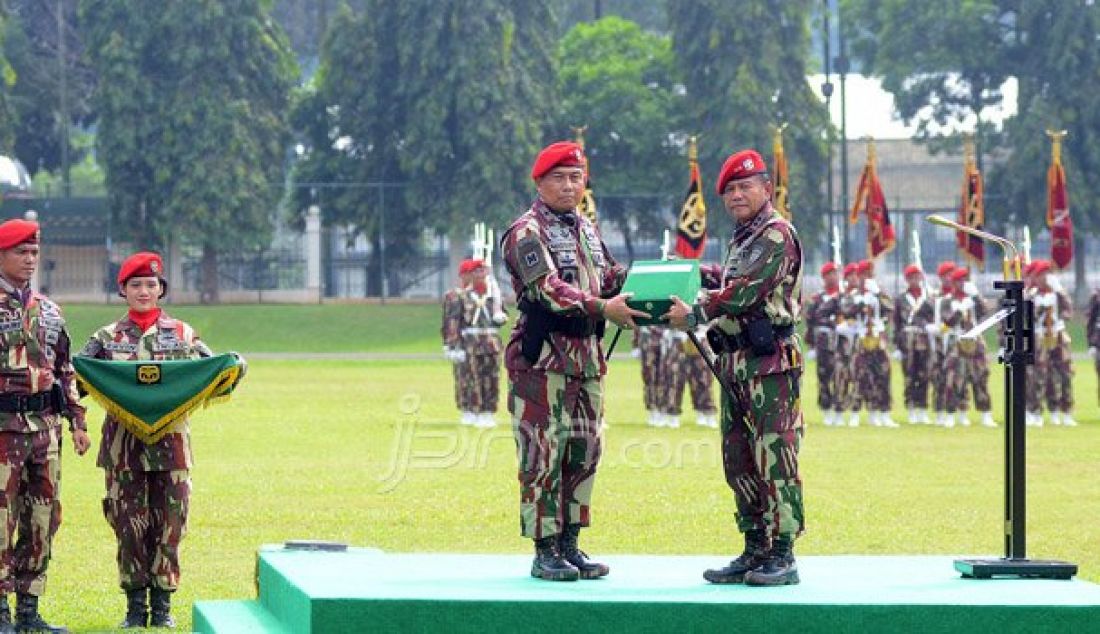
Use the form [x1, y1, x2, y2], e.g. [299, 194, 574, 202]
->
[74, 353, 245, 444]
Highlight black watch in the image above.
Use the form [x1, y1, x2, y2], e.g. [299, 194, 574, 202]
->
[685, 309, 698, 329]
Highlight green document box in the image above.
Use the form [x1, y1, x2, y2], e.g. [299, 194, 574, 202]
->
[620, 259, 701, 326]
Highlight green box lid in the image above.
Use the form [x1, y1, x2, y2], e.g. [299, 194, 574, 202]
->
[620, 259, 702, 326]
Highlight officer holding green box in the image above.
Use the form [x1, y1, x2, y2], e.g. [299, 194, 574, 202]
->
[665, 148, 805, 587]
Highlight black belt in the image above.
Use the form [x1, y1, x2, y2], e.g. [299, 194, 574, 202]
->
[708, 324, 794, 354]
[0, 392, 53, 414]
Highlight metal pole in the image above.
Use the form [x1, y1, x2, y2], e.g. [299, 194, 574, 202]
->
[58, 0, 70, 197]
[379, 184, 387, 303]
[837, 3, 850, 261]
[822, 0, 835, 253]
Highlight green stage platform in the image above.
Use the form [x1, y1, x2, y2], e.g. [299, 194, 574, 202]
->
[194, 547, 1100, 634]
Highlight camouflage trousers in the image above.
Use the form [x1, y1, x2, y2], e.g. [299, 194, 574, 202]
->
[814, 346, 838, 411]
[944, 348, 991, 412]
[930, 348, 955, 412]
[509, 370, 603, 539]
[464, 351, 501, 414]
[901, 348, 933, 409]
[0, 427, 61, 596]
[639, 335, 664, 411]
[662, 345, 716, 415]
[103, 468, 191, 591]
[1028, 343, 1073, 413]
[720, 369, 804, 540]
[451, 357, 471, 411]
[851, 347, 892, 411]
[832, 340, 856, 412]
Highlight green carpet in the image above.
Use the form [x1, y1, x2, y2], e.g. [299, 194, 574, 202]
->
[193, 547, 1100, 633]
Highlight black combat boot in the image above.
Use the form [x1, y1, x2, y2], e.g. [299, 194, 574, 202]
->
[744, 535, 800, 586]
[119, 588, 148, 629]
[530, 536, 580, 581]
[14, 593, 67, 633]
[703, 529, 770, 584]
[0, 594, 14, 634]
[559, 524, 609, 579]
[149, 588, 176, 628]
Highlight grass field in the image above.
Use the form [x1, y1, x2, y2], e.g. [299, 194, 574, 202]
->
[32, 304, 1100, 630]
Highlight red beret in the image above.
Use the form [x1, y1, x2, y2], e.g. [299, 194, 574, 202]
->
[904, 264, 923, 277]
[820, 262, 838, 276]
[950, 266, 970, 282]
[458, 258, 484, 275]
[856, 259, 872, 274]
[936, 261, 957, 277]
[531, 141, 586, 181]
[0, 219, 39, 250]
[1030, 259, 1052, 276]
[117, 251, 165, 285]
[715, 149, 767, 195]
[842, 263, 859, 277]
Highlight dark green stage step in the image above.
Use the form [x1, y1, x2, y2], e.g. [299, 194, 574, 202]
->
[194, 546, 1100, 634]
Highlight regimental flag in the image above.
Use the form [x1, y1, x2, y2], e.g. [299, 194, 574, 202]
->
[957, 142, 986, 268]
[74, 353, 246, 444]
[771, 125, 791, 220]
[849, 140, 896, 259]
[573, 125, 598, 225]
[1046, 130, 1073, 270]
[675, 136, 706, 258]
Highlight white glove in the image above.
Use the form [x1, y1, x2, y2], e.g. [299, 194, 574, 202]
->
[806, 349, 817, 361]
[454, 349, 467, 363]
[891, 349, 903, 361]
[1090, 347, 1097, 360]
[492, 311, 508, 325]
[630, 347, 642, 359]
[864, 279, 880, 295]
[962, 281, 978, 297]
[924, 323, 940, 335]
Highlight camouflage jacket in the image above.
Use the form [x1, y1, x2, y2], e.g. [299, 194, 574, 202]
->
[1087, 291, 1100, 348]
[699, 204, 803, 380]
[943, 291, 990, 355]
[840, 281, 893, 348]
[501, 198, 626, 378]
[0, 277, 85, 433]
[441, 284, 506, 355]
[893, 288, 936, 352]
[1031, 287, 1073, 348]
[803, 288, 840, 351]
[79, 311, 212, 472]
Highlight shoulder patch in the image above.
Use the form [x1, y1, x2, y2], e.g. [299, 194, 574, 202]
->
[515, 234, 552, 284]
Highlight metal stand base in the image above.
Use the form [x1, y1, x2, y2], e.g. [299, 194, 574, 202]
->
[954, 558, 1077, 580]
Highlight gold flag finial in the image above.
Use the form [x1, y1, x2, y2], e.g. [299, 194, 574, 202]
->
[572, 125, 588, 149]
[688, 135, 698, 163]
[1046, 129, 1067, 163]
[963, 133, 975, 167]
[864, 136, 877, 164]
[772, 123, 788, 148]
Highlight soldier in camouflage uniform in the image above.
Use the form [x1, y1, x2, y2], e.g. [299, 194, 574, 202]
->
[442, 259, 507, 428]
[501, 141, 643, 582]
[930, 261, 958, 426]
[667, 148, 803, 586]
[0, 219, 89, 633]
[1027, 260, 1076, 427]
[844, 260, 897, 428]
[803, 262, 841, 426]
[78, 252, 237, 628]
[893, 265, 935, 424]
[833, 263, 861, 426]
[442, 263, 475, 424]
[942, 267, 996, 428]
[1086, 285, 1100, 406]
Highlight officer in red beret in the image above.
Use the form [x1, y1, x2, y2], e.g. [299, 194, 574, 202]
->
[78, 251, 226, 628]
[1028, 259, 1076, 427]
[441, 258, 506, 428]
[664, 147, 804, 586]
[942, 266, 995, 428]
[501, 141, 645, 582]
[0, 218, 89, 632]
[893, 264, 934, 424]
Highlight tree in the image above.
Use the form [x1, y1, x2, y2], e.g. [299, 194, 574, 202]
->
[0, 9, 16, 152]
[290, 1, 559, 295]
[557, 16, 684, 260]
[83, 0, 297, 302]
[667, 0, 830, 245]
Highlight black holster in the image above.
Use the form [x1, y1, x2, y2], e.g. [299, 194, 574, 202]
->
[517, 297, 606, 365]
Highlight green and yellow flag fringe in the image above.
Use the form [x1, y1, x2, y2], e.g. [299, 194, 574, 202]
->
[74, 353, 245, 444]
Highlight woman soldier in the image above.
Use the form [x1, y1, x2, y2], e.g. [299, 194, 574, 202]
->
[79, 252, 218, 629]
